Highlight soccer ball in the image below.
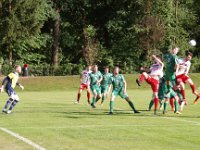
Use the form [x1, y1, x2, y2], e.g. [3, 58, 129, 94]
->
[189, 39, 196, 46]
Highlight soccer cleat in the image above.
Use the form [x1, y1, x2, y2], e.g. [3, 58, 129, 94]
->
[163, 110, 167, 114]
[2, 109, 7, 113]
[74, 101, 79, 104]
[136, 79, 141, 86]
[174, 111, 182, 114]
[91, 103, 96, 108]
[87, 100, 91, 104]
[7, 110, 12, 114]
[134, 110, 140, 113]
[108, 112, 113, 115]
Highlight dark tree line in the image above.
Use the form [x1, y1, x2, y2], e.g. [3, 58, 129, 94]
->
[0, 0, 200, 75]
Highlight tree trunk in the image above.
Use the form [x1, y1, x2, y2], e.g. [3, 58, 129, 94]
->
[52, 19, 60, 68]
[8, 0, 12, 65]
[52, 0, 60, 68]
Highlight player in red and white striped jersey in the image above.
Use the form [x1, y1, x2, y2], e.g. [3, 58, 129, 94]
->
[176, 51, 200, 105]
[136, 55, 164, 114]
[75, 65, 92, 104]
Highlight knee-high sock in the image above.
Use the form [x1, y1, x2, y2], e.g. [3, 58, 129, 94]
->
[181, 89, 186, 100]
[9, 100, 18, 111]
[101, 95, 105, 102]
[148, 100, 154, 110]
[77, 93, 81, 102]
[91, 97, 96, 105]
[139, 74, 146, 83]
[127, 100, 137, 112]
[4, 98, 13, 109]
[154, 98, 159, 111]
[169, 98, 174, 110]
[174, 100, 179, 112]
[110, 101, 114, 113]
[164, 102, 168, 111]
[87, 92, 90, 101]
[190, 84, 195, 93]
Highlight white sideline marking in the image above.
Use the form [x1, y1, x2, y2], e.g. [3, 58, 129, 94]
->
[164, 117, 200, 125]
[0, 127, 46, 150]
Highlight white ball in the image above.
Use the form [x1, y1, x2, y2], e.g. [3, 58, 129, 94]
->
[189, 39, 196, 46]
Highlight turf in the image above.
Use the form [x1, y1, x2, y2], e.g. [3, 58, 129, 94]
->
[0, 75, 200, 150]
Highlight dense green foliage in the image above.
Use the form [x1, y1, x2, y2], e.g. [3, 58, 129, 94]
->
[0, 0, 200, 75]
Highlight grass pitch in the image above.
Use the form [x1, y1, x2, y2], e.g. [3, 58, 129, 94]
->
[0, 75, 200, 150]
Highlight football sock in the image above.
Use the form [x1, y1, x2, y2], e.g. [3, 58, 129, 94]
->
[181, 89, 186, 100]
[174, 100, 179, 112]
[110, 101, 114, 113]
[164, 102, 168, 111]
[4, 98, 13, 109]
[91, 97, 96, 105]
[169, 98, 174, 110]
[101, 95, 105, 103]
[96, 96, 100, 102]
[148, 100, 154, 110]
[190, 84, 195, 93]
[77, 93, 81, 102]
[127, 100, 137, 112]
[154, 97, 159, 111]
[9, 100, 18, 111]
[87, 92, 90, 101]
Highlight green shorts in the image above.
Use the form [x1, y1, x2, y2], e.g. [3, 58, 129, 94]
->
[101, 85, 109, 94]
[91, 85, 101, 95]
[164, 88, 177, 99]
[112, 88, 128, 99]
[165, 74, 176, 86]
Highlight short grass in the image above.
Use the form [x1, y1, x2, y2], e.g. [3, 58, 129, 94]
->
[0, 75, 200, 150]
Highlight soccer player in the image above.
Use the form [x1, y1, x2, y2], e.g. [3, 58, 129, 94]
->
[108, 66, 140, 114]
[0, 65, 24, 114]
[75, 65, 92, 104]
[90, 65, 103, 108]
[164, 47, 181, 113]
[136, 55, 164, 114]
[100, 66, 112, 105]
[175, 51, 200, 105]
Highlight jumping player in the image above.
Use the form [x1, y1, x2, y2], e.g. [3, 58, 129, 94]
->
[175, 51, 200, 105]
[75, 65, 92, 104]
[164, 47, 180, 113]
[90, 65, 103, 108]
[100, 66, 112, 105]
[108, 66, 140, 114]
[136, 55, 164, 114]
[0, 65, 24, 114]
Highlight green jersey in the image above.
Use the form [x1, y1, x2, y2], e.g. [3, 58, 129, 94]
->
[89, 71, 102, 86]
[101, 73, 112, 87]
[164, 53, 179, 80]
[109, 74, 125, 90]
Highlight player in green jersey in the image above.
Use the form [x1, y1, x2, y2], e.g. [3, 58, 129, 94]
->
[100, 66, 112, 105]
[90, 65, 103, 108]
[108, 66, 140, 114]
[164, 47, 180, 113]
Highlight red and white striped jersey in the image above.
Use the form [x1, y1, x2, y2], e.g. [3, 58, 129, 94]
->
[177, 58, 191, 76]
[81, 70, 92, 84]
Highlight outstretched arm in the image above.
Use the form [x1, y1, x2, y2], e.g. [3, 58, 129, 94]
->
[152, 55, 164, 67]
[16, 82, 24, 90]
[0, 76, 10, 92]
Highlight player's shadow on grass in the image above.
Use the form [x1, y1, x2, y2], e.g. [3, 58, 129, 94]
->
[58, 109, 152, 119]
